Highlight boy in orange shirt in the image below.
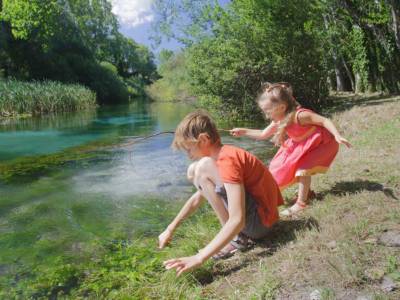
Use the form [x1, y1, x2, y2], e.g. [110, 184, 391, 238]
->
[159, 110, 283, 276]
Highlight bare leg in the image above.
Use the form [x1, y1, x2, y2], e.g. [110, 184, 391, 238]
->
[297, 176, 311, 205]
[281, 176, 311, 216]
[197, 176, 228, 225]
[193, 158, 236, 257]
[191, 157, 228, 225]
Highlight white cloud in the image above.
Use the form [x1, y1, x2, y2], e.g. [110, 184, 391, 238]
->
[110, 0, 154, 27]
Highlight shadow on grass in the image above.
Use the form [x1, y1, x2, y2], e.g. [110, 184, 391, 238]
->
[320, 179, 398, 200]
[256, 217, 320, 255]
[199, 218, 319, 282]
[324, 93, 399, 115]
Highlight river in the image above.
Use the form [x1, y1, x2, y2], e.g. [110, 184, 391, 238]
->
[0, 101, 273, 273]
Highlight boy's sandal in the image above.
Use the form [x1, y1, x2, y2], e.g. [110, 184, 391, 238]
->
[212, 234, 255, 260]
[281, 200, 308, 217]
[212, 243, 239, 260]
[230, 234, 255, 251]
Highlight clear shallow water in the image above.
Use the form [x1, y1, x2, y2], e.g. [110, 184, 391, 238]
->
[0, 101, 273, 270]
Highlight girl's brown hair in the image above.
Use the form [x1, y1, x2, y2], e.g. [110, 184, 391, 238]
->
[257, 82, 300, 146]
[172, 110, 221, 150]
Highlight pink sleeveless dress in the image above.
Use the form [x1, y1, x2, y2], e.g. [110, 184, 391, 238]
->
[269, 108, 339, 189]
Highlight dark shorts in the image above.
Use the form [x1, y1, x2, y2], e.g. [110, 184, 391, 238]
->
[215, 185, 271, 239]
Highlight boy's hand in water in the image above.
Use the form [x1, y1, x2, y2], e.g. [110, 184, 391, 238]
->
[164, 254, 204, 276]
[158, 227, 173, 249]
[230, 128, 246, 137]
[335, 135, 352, 148]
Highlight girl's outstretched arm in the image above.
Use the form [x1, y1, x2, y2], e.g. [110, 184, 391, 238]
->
[230, 121, 278, 140]
[298, 111, 352, 148]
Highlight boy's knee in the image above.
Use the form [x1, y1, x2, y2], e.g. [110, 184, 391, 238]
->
[190, 157, 218, 191]
[196, 157, 216, 174]
[187, 162, 198, 182]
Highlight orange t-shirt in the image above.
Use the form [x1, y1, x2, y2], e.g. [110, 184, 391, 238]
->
[216, 144, 283, 227]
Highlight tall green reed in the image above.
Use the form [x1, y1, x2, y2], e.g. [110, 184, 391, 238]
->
[0, 79, 97, 117]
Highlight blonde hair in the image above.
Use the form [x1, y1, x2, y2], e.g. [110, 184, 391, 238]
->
[172, 110, 221, 150]
[257, 82, 300, 146]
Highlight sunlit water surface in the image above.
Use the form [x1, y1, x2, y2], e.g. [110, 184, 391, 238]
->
[0, 101, 273, 271]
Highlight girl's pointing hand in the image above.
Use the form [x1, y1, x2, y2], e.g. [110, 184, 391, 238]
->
[230, 128, 246, 137]
[335, 135, 352, 148]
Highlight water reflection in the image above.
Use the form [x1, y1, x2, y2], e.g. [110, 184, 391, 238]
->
[0, 102, 191, 161]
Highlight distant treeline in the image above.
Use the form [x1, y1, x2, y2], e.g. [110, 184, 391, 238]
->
[151, 0, 400, 119]
[0, 0, 158, 105]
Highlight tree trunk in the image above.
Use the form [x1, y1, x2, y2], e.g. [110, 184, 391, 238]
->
[335, 62, 346, 92]
[355, 72, 364, 93]
[386, 0, 400, 51]
[341, 56, 355, 91]
[328, 74, 336, 91]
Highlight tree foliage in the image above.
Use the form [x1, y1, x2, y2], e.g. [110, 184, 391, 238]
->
[152, 0, 400, 119]
[146, 50, 192, 102]
[0, 0, 158, 104]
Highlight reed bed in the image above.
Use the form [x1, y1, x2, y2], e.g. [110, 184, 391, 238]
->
[0, 79, 97, 117]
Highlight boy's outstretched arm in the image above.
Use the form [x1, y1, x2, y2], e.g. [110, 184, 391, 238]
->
[230, 121, 278, 140]
[163, 183, 245, 276]
[158, 191, 204, 249]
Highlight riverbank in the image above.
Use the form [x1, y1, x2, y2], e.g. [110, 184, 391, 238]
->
[0, 79, 97, 118]
[1, 94, 399, 299]
[203, 93, 400, 299]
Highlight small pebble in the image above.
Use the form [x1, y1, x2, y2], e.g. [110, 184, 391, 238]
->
[309, 289, 321, 300]
[327, 240, 337, 249]
[381, 276, 397, 292]
[378, 231, 400, 247]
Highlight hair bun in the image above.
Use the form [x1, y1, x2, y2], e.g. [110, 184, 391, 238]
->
[260, 81, 292, 93]
[260, 81, 272, 90]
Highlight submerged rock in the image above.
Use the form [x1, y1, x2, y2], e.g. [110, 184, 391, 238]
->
[157, 182, 173, 188]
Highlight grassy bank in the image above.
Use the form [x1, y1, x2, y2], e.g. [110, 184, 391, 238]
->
[0, 79, 97, 118]
[1, 94, 399, 299]
[204, 94, 400, 299]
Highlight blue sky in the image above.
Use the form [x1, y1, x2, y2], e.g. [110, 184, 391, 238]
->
[110, 0, 230, 55]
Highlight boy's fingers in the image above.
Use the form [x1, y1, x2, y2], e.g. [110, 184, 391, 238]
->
[176, 264, 189, 276]
[177, 267, 186, 276]
[158, 235, 171, 248]
[163, 259, 177, 265]
[165, 262, 179, 269]
[164, 259, 182, 267]
[163, 259, 174, 266]
[166, 261, 184, 270]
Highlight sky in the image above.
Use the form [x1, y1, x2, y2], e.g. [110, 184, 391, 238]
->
[109, 0, 230, 56]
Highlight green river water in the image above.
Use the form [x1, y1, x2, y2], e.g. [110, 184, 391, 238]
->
[0, 101, 273, 283]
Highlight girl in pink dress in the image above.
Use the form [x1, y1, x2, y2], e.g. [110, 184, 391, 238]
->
[230, 82, 351, 216]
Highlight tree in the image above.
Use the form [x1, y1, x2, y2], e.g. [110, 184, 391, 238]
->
[153, 0, 329, 119]
[0, 0, 159, 103]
